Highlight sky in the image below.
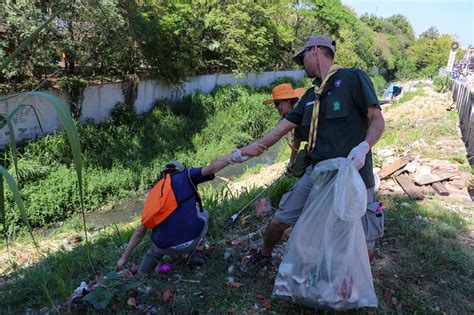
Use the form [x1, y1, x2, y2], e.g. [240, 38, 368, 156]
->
[341, 0, 474, 47]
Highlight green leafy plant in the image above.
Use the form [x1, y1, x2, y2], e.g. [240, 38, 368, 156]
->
[110, 102, 136, 126]
[369, 74, 387, 96]
[82, 271, 139, 310]
[58, 76, 89, 119]
[433, 75, 452, 93]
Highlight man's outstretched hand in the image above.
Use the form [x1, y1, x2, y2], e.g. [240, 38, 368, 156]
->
[240, 143, 267, 158]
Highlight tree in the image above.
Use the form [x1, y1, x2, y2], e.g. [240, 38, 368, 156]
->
[1, 0, 136, 88]
[420, 26, 440, 39]
[385, 14, 415, 44]
[297, 0, 376, 71]
[201, 1, 293, 74]
[0, 1, 60, 85]
[130, 1, 205, 83]
[409, 30, 456, 75]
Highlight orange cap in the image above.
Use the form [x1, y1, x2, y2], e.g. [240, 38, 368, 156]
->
[263, 83, 305, 105]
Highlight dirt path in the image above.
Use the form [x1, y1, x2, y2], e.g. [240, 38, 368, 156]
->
[227, 162, 287, 193]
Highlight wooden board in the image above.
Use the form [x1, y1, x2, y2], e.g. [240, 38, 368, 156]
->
[431, 182, 449, 196]
[378, 159, 408, 180]
[395, 174, 425, 200]
[414, 172, 457, 186]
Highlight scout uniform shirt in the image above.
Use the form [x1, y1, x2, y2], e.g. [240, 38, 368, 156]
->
[284, 68, 380, 188]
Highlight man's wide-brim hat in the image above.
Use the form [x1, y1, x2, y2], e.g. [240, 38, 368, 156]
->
[292, 35, 336, 66]
[263, 83, 305, 105]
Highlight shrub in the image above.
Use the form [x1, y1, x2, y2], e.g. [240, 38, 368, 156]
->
[369, 74, 386, 96]
[110, 102, 136, 126]
[433, 75, 451, 93]
[4, 84, 279, 232]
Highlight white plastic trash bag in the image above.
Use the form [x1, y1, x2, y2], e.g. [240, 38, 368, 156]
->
[273, 158, 378, 310]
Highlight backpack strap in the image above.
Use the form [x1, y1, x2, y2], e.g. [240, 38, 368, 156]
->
[175, 169, 204, 212]
[188, 169, 204, 212]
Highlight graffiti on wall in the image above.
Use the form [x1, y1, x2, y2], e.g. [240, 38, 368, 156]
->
[0, 104, 42, 146]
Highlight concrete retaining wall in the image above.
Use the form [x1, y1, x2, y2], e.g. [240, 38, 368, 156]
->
[452, 81, 474, 165]
[0, 70, 305, 146]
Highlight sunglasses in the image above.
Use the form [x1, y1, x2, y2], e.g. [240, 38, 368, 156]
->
[303, 46, 314, 58]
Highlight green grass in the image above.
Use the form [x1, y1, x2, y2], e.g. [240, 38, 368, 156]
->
[0, 176, 299, 312]
[375, 195, 473, 313]
[2, 183, 472, 314]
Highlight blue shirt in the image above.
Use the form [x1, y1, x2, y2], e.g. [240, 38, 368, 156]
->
[151, 167, 214, 248]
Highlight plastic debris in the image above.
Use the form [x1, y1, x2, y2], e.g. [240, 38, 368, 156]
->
[74, 281, 89, 295]
[224, 248, 234, 260]
[156, 263, 173, 274]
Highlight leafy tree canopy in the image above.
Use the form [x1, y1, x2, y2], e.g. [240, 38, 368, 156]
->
[0, 0, 461, 89]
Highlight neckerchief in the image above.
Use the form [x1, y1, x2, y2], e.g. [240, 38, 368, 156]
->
[307, 64, 343, 153]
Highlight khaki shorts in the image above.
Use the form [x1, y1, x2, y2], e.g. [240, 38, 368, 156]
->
[275, 166, 384, 249]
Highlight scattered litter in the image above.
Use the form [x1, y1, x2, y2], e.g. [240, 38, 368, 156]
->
[156, 263, 173, 274]
[226, 281, 243, 288]
[400, 202, 410, 207]
[415, 215, 429, 222]
[255, 198, 272, 216]
[377, 148, 395, 158]
[224, 248, 235, 260]
[138, 286, 152, 295]
[74, 281, 89, 295]
[404, 162, 417, 173]
[179, 279, 200, 283]
[127, 297, 136, 307]
[162, 290, 173, 303]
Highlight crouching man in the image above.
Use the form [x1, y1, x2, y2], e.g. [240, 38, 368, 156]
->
[116, 153, 234, 274]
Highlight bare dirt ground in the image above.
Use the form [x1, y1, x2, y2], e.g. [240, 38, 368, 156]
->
[227, 162, 286, 194]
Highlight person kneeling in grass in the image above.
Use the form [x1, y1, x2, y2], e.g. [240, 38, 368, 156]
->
[116, 152, 244, 274]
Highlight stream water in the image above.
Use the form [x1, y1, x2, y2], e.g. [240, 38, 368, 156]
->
[83, 140, 285, 229]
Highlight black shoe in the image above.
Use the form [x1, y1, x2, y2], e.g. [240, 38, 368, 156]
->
[240, 252, 271, 276]
[189, 251, 206, 267]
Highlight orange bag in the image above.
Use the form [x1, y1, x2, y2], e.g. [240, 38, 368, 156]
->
[141, 174, 178, 229]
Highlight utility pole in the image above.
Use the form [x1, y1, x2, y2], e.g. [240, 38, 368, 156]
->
[446, 42, 459, 73]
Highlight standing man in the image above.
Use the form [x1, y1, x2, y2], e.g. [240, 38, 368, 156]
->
[239, 35, 385, 274]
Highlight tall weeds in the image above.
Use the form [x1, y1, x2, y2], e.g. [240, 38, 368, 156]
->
[4, 83, 297, 232]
